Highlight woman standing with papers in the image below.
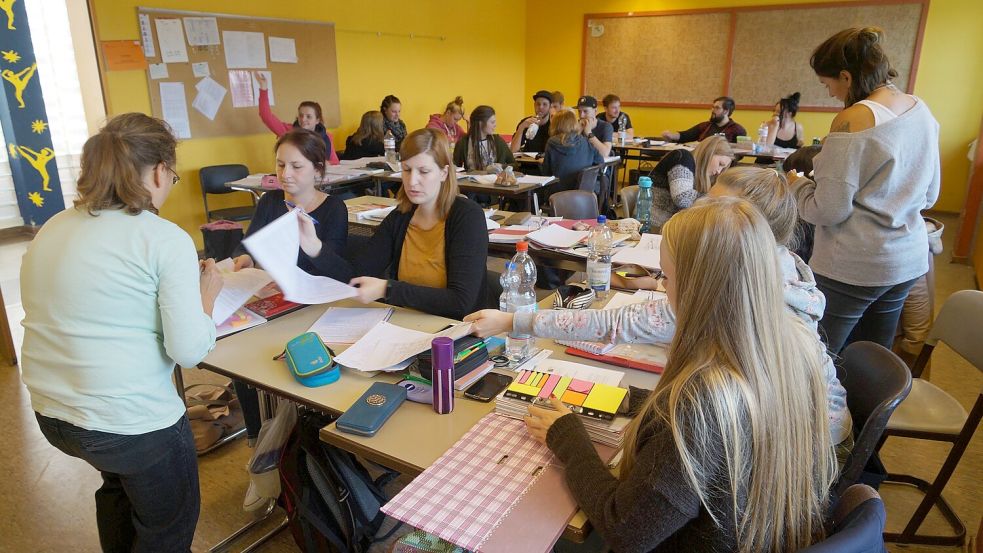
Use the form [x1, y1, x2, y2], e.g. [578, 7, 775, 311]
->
[321, 128, 489, 320]
[20, 113, 221, 552]
[467, 198, 836, 552]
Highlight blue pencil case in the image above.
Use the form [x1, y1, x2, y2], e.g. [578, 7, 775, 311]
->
[336, 382, 407, 437]
[284, 332, 340, 387]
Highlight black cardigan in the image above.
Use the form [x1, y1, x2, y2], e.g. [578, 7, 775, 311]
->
[325, 196, 489, 320]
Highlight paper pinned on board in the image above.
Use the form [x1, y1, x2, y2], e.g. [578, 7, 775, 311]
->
[191, 76, 227, 120]
[335, 321, 474, 372]
[242, 210, 358, 305]
[268, 36, 298, 63]
[148, 63, 168, 79]
[139, 14, 155, 58]
[192, 62, 210, 78]
[183, 17, 220, 46]
[159, 82, 191, 139]
[228, 70, 255, 108]
[154, 19, 189, 63]
[223, 30, 267, 68]
[251, 71, 273, 106]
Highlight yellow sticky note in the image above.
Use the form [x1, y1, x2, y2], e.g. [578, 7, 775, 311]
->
[582, 384, 628, 415]
[507, 382, 541, 398]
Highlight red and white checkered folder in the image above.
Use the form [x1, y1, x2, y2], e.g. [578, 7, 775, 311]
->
[382, 413, 613, 552]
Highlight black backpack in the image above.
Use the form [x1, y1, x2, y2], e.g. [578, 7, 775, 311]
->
[278, 410, 401, 552]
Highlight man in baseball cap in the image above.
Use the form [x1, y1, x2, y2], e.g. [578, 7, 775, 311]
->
[510, 90, 554, 155]
[577, 95, 613, 157]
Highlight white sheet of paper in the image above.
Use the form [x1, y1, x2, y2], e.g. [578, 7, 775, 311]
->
[534, 358, 624, 387]
[154, 19, 188, 63]
[159, 82, 191, 139]
[216, 308, 267, 338]
[611, 233, 662, 269]
[268, 36, 297, 63]
[211, 267, 273, 325]
[632, 289, 667, 301]
[241, 210, 358, 305]
[139, 14, 155, 58]
[251, 71, 273, 106]
[308, 307, 394, 344]
[191, 76, 227, 120]
[355, 206, 396, 221]
[526, 225, 589, 249]
[148, 63, 168, 79]
[192, 62, 210, 77]
[228, 70, 255, 108]
[183, 17, 220, 46]
[516, 175, 555, 185]
[335, 321, 473, 372]
[603, 290, 665, 311]
[223, 30, 267, 68]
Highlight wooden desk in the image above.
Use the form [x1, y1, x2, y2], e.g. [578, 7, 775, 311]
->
[225, 172, 378, 197]
[379, 172, 558, 214]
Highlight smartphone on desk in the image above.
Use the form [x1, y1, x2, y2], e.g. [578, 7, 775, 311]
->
[464, 373, 514, 402]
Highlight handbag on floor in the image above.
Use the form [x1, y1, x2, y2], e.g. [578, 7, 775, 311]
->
[185, 383, 244, 454]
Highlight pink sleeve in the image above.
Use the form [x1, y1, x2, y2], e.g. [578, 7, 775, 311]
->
[257, 89, 290, 136]
[326, 131, 339, 165]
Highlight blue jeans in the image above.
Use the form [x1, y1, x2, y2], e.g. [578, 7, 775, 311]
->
[815, 274, 919, 356]
[34, 413, 200, 553]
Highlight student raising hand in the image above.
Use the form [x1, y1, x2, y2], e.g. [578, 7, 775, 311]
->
[254, 71, 267, 90]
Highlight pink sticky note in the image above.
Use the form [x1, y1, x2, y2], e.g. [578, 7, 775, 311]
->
[567, 379, 594, 394]
[538, 374, 561, 398]
[518, 370, 531, 384]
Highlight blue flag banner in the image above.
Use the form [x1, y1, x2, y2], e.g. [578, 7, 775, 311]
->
[0, 0, 65, 226]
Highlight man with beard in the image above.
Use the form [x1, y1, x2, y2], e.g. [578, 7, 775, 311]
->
[663, 97, 747, 143]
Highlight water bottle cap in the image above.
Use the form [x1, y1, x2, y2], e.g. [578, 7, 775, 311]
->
[596, 215, 606, 223]
[638, 177, 652, 188]
[516, 240, 528, 252]
[504, 261, 515, 270]
[431, 337, 454, 371]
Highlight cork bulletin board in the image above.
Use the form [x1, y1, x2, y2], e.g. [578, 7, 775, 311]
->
[582, 0, 929, 111]
[138, 7, 341, 139]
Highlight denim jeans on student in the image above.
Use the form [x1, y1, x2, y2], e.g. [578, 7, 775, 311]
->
[34, 413, 200, 553]
[815, 274, 919, 356]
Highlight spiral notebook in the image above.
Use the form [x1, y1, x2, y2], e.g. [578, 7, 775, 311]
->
[554, 339, 615, 355]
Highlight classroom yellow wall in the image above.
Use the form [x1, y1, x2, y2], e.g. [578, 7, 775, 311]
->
[526, 0, 983, 213]
[90, 0, 527, 248]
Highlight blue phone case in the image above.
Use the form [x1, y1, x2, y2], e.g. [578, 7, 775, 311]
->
[335, 382, 407, 437]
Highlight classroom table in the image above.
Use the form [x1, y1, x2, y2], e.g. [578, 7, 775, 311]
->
[225, 171, 379, 197]
[198, 297, 664, 547]
[515, 154, 623, 209]
[378, 171, 558, 214]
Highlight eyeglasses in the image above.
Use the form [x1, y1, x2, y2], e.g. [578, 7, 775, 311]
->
[165, 165, 180, 185]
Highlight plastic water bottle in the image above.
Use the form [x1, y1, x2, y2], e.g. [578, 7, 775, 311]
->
[636, 176, 654, 233]
[431, 337, 454, 414]
[754, 123, 768, 154]
[586, 216, 613, 299]
[505, 241, 538, 361]
[498, 262, 516, 312]
[384, 130, 398, 169]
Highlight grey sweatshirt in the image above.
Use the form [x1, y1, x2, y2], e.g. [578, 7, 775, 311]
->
[514, 246, 852, 444]
[794, 99, 940, 286]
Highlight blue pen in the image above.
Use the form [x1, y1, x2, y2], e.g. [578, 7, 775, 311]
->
[284, 200, 319, 226]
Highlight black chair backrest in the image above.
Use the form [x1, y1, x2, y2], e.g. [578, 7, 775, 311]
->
[576, 165, 601, 192]
[550, 190, 599, 220]
[835, 342, 912, 497]
[200, 164, 250, 195]
[799, 488, 887, 552]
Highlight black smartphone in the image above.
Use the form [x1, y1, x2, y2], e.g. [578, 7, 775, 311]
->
[464, 373, 514, 402]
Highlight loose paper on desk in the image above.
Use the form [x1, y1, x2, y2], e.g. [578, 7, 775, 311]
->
[356, 206, 396, 221]
[159, 82, 191, 139]
[154, 19, 188, 63]
[612, 233, 662, 270]
[335, 321, 473, 372]
[268, 37, 297, 63]
[191, 62, 210, 78]
[241, 210, 358, 305]
[210, 259, 273, 325]
[223, 30, 267, 69]
[526, 225, 588, 249]
[182, 17, 220, 46]
[251, 71, 273, 106]
[308, 307, 394, 344]
[534, 358, 624, 387]
[139, 14, 155, 58]
[516, 175, 555, 185]
[148, 63, 168, 80]
[228, 70, 255, 108]
[192, 77, 227, 121]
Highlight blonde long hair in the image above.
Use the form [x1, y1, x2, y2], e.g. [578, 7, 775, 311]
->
[714, 167, 797, 246]
[692, 135, 732, 193]
[620, 197, 835, 552]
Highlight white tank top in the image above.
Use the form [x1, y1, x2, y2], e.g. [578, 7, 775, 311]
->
[856, 99, 898, 126]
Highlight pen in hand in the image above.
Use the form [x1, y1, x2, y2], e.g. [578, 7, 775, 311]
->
[284, 200, 319, 226]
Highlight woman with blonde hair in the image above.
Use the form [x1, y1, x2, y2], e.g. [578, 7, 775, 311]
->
[466, 197, 836, 552]
[647, 134, 732, 229]
[320, 128, 489, 319]
[542, 109, 602, 192]
[342, 111, 385, 160]
[427, 96, 466, 143]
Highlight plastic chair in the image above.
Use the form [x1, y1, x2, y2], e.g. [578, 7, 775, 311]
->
[834, 342, 912, 499]
[200, 164, 256, 222]
[799, 485, 887, 553]
[879, 289, 983, 546]
[575, 164, 601, 193]
[549, 190, 599, 220]
[620, 185, 639, 219]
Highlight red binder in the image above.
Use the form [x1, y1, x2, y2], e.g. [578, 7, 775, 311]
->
[563, 347, 664, 374]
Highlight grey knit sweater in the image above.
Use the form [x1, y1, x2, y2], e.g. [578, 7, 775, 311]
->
[794, 99, 940, 286]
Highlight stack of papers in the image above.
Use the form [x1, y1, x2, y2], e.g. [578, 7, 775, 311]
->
[338, 156, 386, 166]
[526, 225, 589, 249]
[488, 228, 531, 244]
[334, 321, 473, 372]
[307, 307, 394, 344]
[211, 258, 273, 325]
[612, 233, 662, 270]
[324, 166, 384, 177]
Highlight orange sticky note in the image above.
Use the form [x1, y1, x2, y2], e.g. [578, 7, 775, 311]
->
[102, 40, 148, 71]
[561, 390, 588, 406]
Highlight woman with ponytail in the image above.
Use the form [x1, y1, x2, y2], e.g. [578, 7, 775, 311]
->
[20, 113, 220, 551]
[764, 92, 804, 148]
[427, 96, 466, 143]
[466, 197, 837, 552]
[793, 27, 940, 354]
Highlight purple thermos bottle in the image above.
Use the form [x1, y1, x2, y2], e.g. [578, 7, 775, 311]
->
[431, 337, 455, 414]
